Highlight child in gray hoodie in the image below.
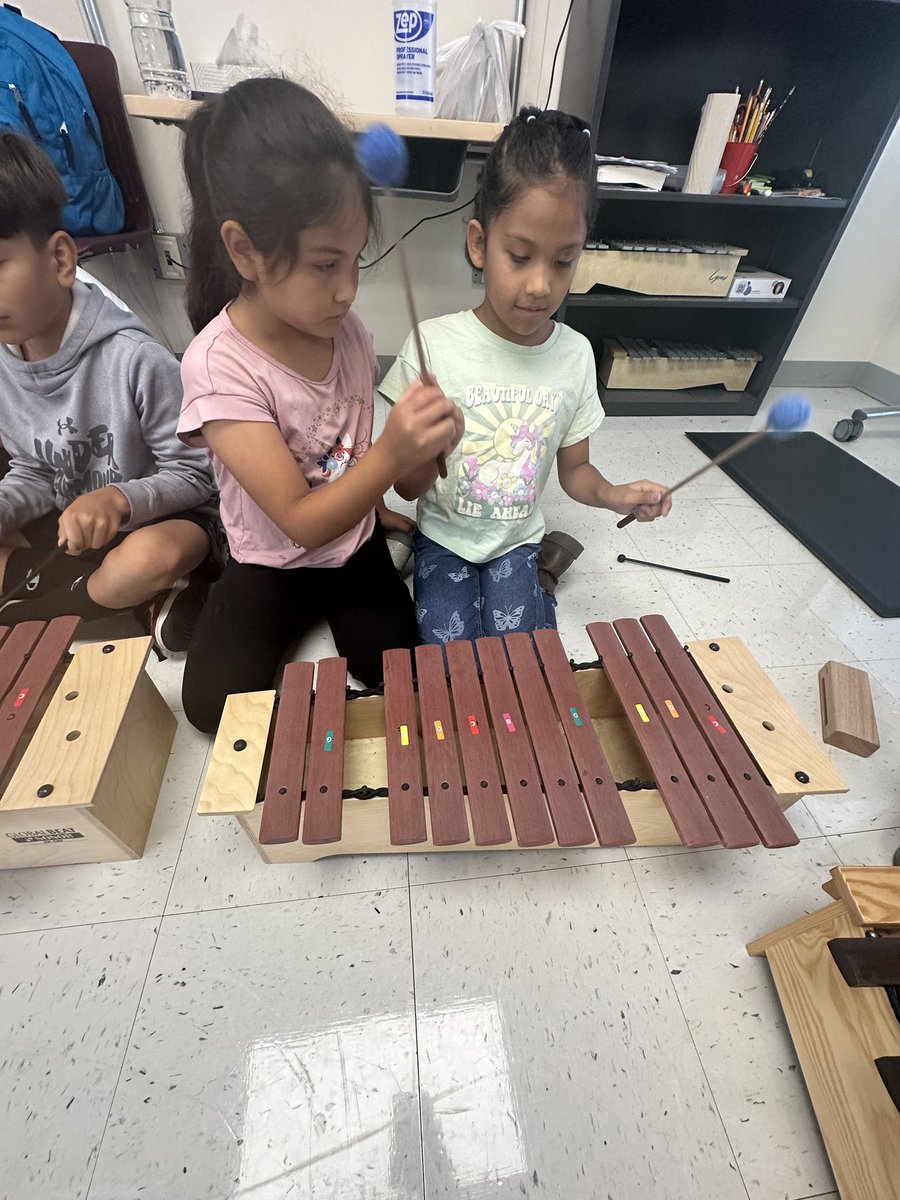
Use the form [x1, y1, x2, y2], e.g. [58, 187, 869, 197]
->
[0, 132, 218, 652]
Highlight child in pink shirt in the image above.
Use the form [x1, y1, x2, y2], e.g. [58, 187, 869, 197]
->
[177, 79, 460, 732]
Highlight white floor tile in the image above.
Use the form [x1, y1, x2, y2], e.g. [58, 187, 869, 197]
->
[408, 844, 626, 886]
[626, 496, 765, 567]
[827, 826, 900, 866]
[412, 863, 747, 1200]
[165, 807, 409, 915]
[863, 656, 900, 703]
[780, 563, 900, 662]
[88, 891, 419, 1200]
[632, 840, 840, 1200]
[0, 918, 158, 1200]
[0, 718, 208, 935]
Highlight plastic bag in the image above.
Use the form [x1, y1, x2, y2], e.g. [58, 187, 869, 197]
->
[434, 20, 525, 123]
[216, 14, 274, 70]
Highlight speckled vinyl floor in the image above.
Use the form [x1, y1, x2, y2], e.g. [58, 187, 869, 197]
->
[1, 388, 897, 1200]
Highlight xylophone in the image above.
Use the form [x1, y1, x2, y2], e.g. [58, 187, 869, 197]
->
[748, 866, 900, 1200]
[0, 617, 176, 869]
[599, 337, 762, 392]
[196, 615, 847, 864]
[571, 239, 748, 297]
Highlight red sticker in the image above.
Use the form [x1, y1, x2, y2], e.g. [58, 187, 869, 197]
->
[468, 714, 479, 735]
[13, 688, 29, 708]
[706, 715, 727, 735]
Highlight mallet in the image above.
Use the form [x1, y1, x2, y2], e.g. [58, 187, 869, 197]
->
[617, 393, 812, 528]
[357, 123, 447, 478]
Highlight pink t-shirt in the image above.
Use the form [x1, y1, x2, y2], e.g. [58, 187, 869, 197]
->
[178, 307, 377, 568]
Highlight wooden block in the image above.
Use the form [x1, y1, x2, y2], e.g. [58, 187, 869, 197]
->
[830, 867, 900, 928]
[197, 690, 275, 814]
[828, 936, 900, 987]
[259, 661, 314, 845]
[819, 661, 880, 757]
[382, 648, 427, 846]
[302, 657, 347, 845]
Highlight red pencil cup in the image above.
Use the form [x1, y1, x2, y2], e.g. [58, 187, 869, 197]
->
[719, 142, 758, 193]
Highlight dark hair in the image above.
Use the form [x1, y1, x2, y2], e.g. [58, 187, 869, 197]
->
[0, 132, 67, 243]
[183, 77, 375, 333]
[473, 105, 594, 238]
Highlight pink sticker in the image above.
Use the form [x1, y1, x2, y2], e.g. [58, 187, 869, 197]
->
[706, 715, 727, 735]
[503, 712, 516, 733]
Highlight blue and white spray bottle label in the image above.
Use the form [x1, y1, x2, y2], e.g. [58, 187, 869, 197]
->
[394, 2, 436, 113]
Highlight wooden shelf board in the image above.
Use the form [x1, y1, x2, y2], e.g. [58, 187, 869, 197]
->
[595, 188, 849, 209]
[567, 292, 801, 310]
[124, 94, 503, 142]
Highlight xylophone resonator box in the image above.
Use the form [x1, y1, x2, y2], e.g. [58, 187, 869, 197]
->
[0, 618, 177, 869]
[196, 617, 847, 864]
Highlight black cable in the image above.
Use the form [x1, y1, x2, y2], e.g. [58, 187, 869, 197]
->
[165, 253, 188, 272]
[360, 194, 476, 269]
[544, 0, 575, 110]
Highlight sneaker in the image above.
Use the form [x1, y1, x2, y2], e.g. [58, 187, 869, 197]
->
[384, 529, 414, 578]
[150, 574, 209, 656]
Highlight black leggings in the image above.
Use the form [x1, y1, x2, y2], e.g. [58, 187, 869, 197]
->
[182, 525, 418, 733]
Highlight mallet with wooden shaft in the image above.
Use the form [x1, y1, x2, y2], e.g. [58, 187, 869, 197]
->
[617, 394, 811, 528]
[357, 123, 447, 478]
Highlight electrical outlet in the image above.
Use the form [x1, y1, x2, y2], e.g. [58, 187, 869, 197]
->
[153, 233, 186, 281]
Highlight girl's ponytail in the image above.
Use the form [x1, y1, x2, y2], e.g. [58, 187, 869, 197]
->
[182, 98, 242, 333]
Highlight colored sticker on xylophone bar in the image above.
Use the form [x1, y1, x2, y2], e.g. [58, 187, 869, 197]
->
[665, 699, 680, 718]
[399, 724, 409, 746]
[502, 712, 516, 733]
[433, 719, 445, 741]
[324, 729, 334, 751]
[468, 714, 479, 734]
[635, 703, 650, 723]
[569, 706, 583, 727]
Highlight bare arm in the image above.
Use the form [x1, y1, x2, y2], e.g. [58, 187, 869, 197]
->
[203, 379, 458, 550]
[556, 439, 672, 521]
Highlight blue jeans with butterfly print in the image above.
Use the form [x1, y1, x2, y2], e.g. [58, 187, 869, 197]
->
[413, 531, 557, 645]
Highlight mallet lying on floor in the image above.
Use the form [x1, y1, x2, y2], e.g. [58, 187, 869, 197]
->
[617, 394, 812, 528]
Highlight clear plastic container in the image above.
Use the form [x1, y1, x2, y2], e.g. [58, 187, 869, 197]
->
[125, 1, 190, 100]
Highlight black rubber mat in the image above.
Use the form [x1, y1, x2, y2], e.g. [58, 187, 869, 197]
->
[686, 430, 900, 618]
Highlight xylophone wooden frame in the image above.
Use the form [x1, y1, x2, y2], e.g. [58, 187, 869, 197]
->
[197, 618, 847, 865]
[0, 620, 177, 869]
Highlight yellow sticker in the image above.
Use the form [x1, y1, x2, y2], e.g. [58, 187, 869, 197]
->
[665, 699, 680, 719]
[434, 719, 445, 741]
[635, 703, 650, 723]
[399, 724, 409, 746]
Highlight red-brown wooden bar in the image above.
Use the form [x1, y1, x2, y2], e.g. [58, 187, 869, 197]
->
[0, 621, 44, 702]
[301, 656, 348, 845]
[0, 616, 81, 783]
[259, 660, 314, 845]
[613, 618, 760, 848]
[504, 633, 596, 846]
[414, 644, 469, 846]
[444, 639, 511, 846]
[532, 629, 637, 846]
[475, 637, 555, 847]
[640, 614, 799, 848]
[382, 649, 427, 846]
[587, 622, 719, 847]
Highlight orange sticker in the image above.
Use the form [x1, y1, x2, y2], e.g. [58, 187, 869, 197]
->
[665, 699, 680, 718]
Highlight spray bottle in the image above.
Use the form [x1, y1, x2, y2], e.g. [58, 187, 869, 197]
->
[393, 1, 436, 115]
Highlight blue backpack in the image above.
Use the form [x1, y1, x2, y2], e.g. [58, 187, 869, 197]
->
[0, 6, 124, 236]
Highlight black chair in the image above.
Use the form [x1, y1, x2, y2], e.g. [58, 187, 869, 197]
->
[62, 40, 153, 256]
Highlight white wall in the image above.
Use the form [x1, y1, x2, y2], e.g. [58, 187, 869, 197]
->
[872, 309, 900, 375]
[21, 0, 574, 355]
[784, 116, 900, 364]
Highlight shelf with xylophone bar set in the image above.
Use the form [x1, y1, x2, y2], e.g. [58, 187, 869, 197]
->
[195, 615, 846, 864]
[0, 619, 177, 868]
[748, 866, 900, 1200]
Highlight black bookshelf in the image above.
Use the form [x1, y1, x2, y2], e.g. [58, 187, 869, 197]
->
[558, 0, 900, 416]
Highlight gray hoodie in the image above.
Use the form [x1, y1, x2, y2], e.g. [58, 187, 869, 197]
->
[0, 282, 214, 535]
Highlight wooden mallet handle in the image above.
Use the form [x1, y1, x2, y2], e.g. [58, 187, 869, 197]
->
[397, 242, 448, 479]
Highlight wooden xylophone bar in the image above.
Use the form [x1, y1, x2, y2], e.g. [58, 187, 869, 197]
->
[198, 614, 848, 862]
